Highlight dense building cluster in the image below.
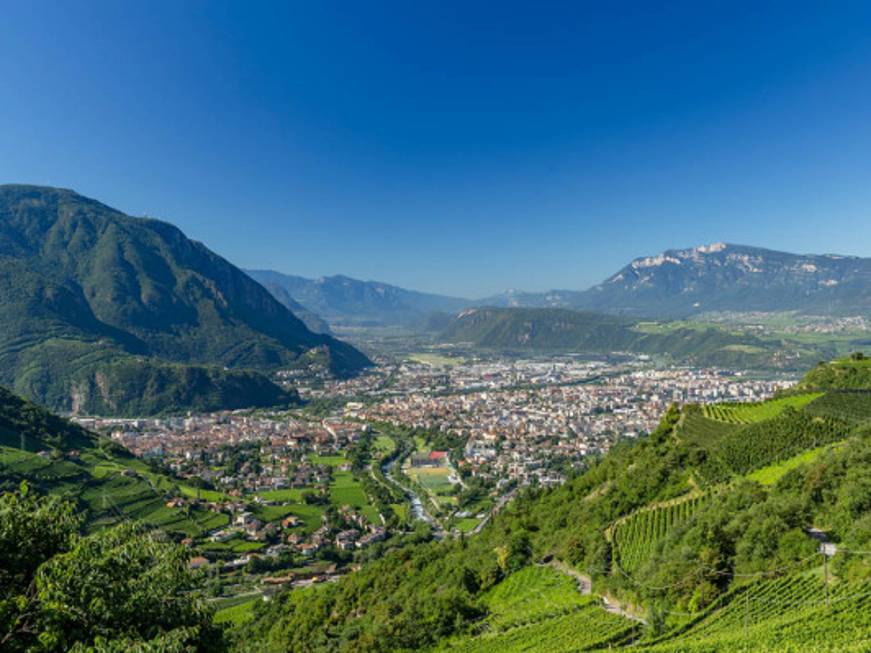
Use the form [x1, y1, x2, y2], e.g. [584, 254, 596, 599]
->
[336, 358, 795, 485]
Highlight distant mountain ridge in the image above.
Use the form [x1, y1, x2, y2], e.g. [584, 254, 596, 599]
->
[578, 243, 871, 317]
[0, 185, 370, 414]
[246, 269, 470, 328]
[257, 243, 871, 328]
[477, 243, 871, 317]
[437, 306, 811, 368]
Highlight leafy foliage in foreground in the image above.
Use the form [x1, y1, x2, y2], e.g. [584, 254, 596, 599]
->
[0, 487, 224, 652]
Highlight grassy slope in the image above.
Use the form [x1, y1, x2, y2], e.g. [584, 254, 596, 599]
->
[0, 386, 226, 537]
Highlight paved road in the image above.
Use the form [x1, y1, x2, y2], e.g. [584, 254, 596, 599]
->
[470, 488, 518, 535]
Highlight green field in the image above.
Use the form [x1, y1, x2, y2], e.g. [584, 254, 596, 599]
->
[454, 517, 480, 533]
[255, 488, 307, 502]
[746, 444, 837, 485]
[213, 595, 259, 625]
[330, 470, 380, 523]
[308, 454, 349, 467]
[407, 352, 465, 367]
[405, 465, 458, 511]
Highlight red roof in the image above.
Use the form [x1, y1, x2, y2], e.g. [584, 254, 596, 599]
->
[428, 451, 448, 461]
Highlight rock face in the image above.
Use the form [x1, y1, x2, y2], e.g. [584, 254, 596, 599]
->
[580, 243, 871, 317]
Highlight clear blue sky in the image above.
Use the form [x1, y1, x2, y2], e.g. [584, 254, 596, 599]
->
[2, 1, 871, 297]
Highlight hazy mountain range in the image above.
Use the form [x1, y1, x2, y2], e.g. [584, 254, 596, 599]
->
[254, 242, 871, 330]
[4, 183, 870, 414]
[0, 185, 370, 415]
[244, 269, 469, 329]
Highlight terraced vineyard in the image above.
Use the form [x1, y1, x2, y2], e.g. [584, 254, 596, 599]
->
[0, 386, 231, 538]
[714, 411, 847, 475]
[612, 494, 706, 574]
[476, 565, 590, 630]
[805, 390, 871, 424]
[641, 574, 871, 652]
[702, 393, 821, 424]
[1, 445, 230, 536]
[434, 604, 635, 653]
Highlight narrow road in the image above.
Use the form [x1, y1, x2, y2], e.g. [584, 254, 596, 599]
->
[470, 487, 518, 535]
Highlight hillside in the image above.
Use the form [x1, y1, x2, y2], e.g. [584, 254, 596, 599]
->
[246, 269, 470, 328]
[0, 385, 229, 537]
[237, 361, 871, 652]
[798, 354, 871, 390]
[481, 243, 871, 318]
[248, 278, 332, 334]
[0, 185, 370, 414]
[438, 306, 819, 368]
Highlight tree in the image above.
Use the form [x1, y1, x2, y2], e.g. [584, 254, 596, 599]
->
[1, 487, 224, 652]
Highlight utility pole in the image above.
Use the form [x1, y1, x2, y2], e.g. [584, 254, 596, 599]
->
[744, 591, 749, 638]
[823, 551, 830, 609]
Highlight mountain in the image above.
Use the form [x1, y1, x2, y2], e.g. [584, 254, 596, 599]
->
[240, 360, 871, 651]
[578, 243, 871, 317]
[247, 278, 332, 334]
[246, 269, 470, 328]
[438, 306, 820, 368]
[485, 243, 871, 318]
[0, 185, 370, 414]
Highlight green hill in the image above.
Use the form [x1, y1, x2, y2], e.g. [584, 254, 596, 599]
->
[799, 354, 871, 390]
[236, 364, 871, 652]
[0, 386, 228, 537]
[438, 307, 817, 368]
[0, 185, 370, 414]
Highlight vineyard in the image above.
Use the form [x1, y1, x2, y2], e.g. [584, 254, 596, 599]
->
[641, 573, 871, 652]
[702, 392, 821, 424]
[611, 494, 707, 574]
[676, 410, 737, 446]
[476, 565, 589, 630]
[805, 390, 871, 424]
[432, 597, 634, 653]
[713, 411, 847, 475]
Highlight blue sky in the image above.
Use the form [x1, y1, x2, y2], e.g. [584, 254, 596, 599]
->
[2, 1, 871, 297]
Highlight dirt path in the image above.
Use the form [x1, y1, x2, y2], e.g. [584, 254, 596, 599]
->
[547, 560, 647, 624]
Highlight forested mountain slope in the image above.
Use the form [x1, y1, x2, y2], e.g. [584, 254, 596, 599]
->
[237, 357, 871, 652]
[0, 185, 369, 414]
